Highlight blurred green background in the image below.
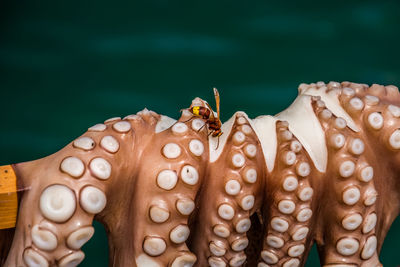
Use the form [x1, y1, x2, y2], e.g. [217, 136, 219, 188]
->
[1, 0, 399, 266]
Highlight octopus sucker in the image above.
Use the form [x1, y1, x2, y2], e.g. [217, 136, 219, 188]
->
[176, 198, 195, 216]
[89, 157, 112, 180]
[39, 184, 77, 223]
[170, 252, 197, 267]
[30, 225, 58, 251]
[88, 123, 107, 132]
[66, 226, 94, 250]
[73, 136, 95, 151]
[347, 97, 365, 113]
[79, 185, 107, 214]
[162, 143, 182, 159]
[104, 116, 121, 124]
[23, 248, 49, 267]
[100, 135, 120, 153]
[60, 156, 85, 178]
[341, 213, 363, 231]
[58, 251, 85, 267]
[149, 204, 170, 223]
[2, 81, 400, 267]
[366, 112, 384, 130]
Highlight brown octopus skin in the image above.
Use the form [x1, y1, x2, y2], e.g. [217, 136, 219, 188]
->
[0, 82, 399, 267]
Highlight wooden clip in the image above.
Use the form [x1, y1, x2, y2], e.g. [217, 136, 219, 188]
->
[0, 165, 17, 229]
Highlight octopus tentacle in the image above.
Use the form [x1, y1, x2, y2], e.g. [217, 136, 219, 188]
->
[310, 95, 381, 267]
[335, 84, 400, 258]
[5, 114, 138, 266]
[190, 113, 264, 267]
[102, 107, 207, 267]
[136, 122, 206, 265]
[258, 120, 318, 267]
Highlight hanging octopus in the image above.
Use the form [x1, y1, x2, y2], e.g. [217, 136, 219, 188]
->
[0, 81, 399, 267]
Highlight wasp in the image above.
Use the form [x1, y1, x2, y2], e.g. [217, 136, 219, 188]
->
[185, 88, 223, 149]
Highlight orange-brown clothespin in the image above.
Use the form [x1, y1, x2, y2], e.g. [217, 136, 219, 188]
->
[0, 165, 17, 229]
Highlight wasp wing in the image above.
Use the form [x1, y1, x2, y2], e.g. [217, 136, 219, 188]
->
[213, 87, 220, 119]
[205, 102, 216, 119]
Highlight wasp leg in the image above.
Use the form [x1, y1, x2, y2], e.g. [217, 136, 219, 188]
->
[181, 116, 195, 123]
[197, 122, 207, 133]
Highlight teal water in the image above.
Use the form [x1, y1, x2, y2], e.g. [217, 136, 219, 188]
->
[0, 0, 399, 266]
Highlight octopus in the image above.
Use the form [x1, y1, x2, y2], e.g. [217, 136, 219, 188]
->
[0, 81, 399, 267]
